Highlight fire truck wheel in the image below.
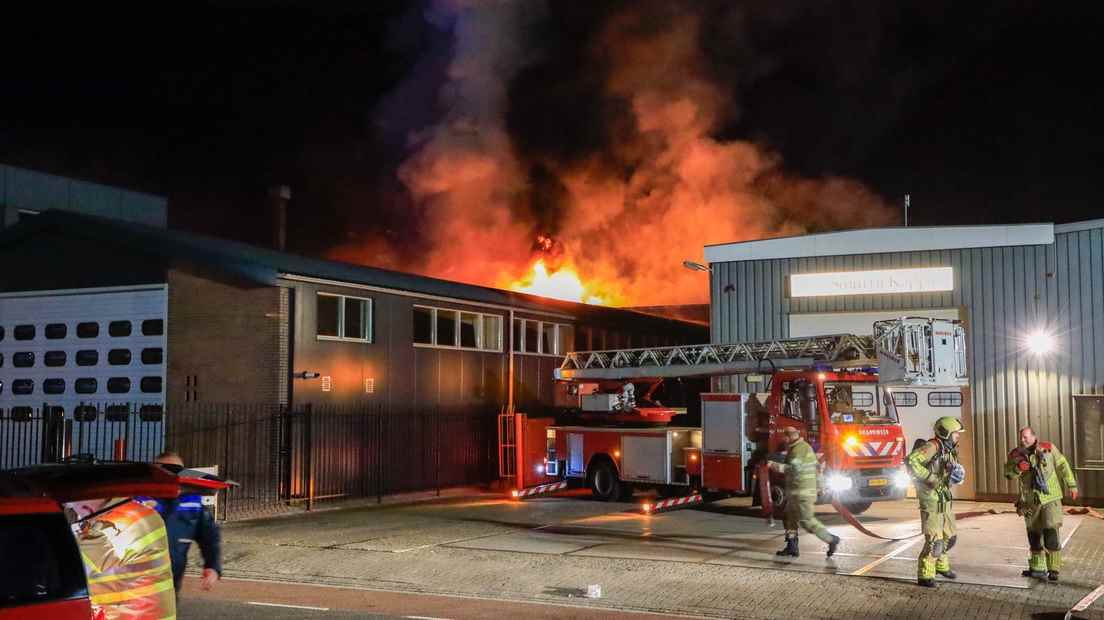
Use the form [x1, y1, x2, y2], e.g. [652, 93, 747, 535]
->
[589, 461, 623, 502]
[843, 501, 872, 515]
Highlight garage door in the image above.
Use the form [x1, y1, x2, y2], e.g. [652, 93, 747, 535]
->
[0, 286, 167, 465]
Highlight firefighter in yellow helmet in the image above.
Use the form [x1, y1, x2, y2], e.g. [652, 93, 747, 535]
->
[769, 426, 841, 558]
[1004, 426, 1078, 581]
[68, 496, 177, 620]
[907, 416, 965, 588]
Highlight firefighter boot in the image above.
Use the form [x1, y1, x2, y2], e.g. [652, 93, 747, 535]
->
[1022, 551, 1047, 579]
[827, 534, 840, 558]
[936, 555, 956, 580]
[776, 534, 799, 557]
[1047, 550, 1062, 581]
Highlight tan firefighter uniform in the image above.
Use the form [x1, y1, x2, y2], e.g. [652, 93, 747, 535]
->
[1004, 440, 1077, 576]
[772, 434, 839, 556]
[78, 498, 177, 620]
[907, 417, 964, 585]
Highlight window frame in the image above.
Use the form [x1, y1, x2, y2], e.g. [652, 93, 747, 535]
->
[1073, 394, 1104, 471]
[927, 391, 963, 407]
[891, 391, 918, 407]
[512, 318, 576, 357]
[315, 292, 374, 343]
[412, 305, 503, 352]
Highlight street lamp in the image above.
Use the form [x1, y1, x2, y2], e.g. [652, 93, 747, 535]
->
[1025, 330, 1056, 356]
[682, 260, 711, 273]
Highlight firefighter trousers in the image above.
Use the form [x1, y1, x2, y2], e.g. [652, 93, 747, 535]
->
[1023, 500, 1064, 573]
[784, 495, 834, 544]
[918, 509, 956, 579]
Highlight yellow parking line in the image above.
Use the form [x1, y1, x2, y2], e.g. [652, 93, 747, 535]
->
[851, 539, 923, 576]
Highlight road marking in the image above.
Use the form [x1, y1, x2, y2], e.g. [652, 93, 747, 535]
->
[1062, 518, 1083, 547]
[247, 601, 330, 611]
[405, 616, 453, 620]
[851, 539, 922, 576]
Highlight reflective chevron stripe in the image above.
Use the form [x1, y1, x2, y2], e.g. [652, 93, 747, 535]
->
[513, 481, 568, 498]
[843, 440, 903, 457]
[644, 494, 704, 513]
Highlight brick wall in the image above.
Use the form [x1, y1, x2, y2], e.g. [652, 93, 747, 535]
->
[167, 267, 286, 404]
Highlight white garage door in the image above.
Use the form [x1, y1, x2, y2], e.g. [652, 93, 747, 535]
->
[0, 286, 167, 464]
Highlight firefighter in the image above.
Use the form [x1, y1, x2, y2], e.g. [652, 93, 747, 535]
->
[1004, 426, 1078, 581]
[907, 416, 966, 588]
[68, 497, 177, 620]
[143, 451, 222, 594]
[770, 426, 841, 557]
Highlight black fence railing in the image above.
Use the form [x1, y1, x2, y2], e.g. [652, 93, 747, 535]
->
[0, 402, 499, 520]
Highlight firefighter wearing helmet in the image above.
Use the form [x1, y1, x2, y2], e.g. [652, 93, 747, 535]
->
[769, 425, 841, 558]
[907, 416, 966, 587]
[1004, 426, 1078, 581]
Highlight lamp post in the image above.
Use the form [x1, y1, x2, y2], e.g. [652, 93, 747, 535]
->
[682, 260, 711, 273]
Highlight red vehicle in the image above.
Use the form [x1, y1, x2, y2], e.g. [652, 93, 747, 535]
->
[526, 318, 967, 515]
[0, 462, 231, 619]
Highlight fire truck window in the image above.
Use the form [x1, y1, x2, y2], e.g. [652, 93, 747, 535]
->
[780, 383, 803, 421]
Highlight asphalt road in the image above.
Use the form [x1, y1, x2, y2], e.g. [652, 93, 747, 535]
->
[177, 575, 682, 620]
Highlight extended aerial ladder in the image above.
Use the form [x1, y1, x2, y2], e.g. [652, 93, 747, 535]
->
[554, 317, 968, 388]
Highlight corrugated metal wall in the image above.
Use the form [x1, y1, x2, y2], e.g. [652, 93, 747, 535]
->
[711, 224, 1104, 499]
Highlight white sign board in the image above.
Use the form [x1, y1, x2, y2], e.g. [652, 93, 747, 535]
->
[790, 267, 953, 298]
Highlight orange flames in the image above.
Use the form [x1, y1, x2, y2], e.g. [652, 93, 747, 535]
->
[505, 259, 618, 306]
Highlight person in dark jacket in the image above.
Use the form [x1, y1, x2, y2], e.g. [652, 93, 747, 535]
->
[142, 451, 222, 593]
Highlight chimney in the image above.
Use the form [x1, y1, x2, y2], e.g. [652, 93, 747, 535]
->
[268, 185, 290, 252]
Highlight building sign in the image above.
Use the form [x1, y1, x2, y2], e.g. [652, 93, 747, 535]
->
[790, 267, 953, 298]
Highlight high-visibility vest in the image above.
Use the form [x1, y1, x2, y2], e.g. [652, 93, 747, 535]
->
[78, 498, 177, 620]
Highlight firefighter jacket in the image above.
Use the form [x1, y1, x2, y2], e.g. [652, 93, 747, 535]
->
[780, 438, 820, 499]
[1003, 441, 1077, 507]
[77, 498, 177, 620]
[907, 439, 958, 512]
[138, 494, 222, 590]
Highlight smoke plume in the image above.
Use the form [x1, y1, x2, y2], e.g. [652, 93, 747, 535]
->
[330, 0, 896, 305]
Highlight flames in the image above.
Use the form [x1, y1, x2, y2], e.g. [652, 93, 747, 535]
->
[506, 259, 614, 305]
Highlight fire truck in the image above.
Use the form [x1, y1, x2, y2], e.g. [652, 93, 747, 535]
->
[523, 318, 967, 514]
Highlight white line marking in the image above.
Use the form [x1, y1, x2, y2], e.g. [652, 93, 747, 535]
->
[405, 616, 453, 620]
[1062, 518, 1083, 548]
[851, 539, 923, 576]
[247, 601, 330, 611]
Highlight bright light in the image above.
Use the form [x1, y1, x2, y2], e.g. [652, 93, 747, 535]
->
[826, 474, 853, 492]
[507, 259, 613, 305]
[817, 372, 827, 381]
[613, 450, 621, 458]
[536, 464, 545, 474]
[892, 471, 912, 489]
[844, 435, 859, 448]
[1026, 330, 1056, 355]
[690, 454, 698, 462]
[511, 490, 519, 498]
[643, 503, 653, 513]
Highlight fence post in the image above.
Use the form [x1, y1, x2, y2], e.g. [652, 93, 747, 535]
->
[223, 406, 231, 517]
[306, 404, 315, 511]
[436, 407, 441, 498]
[377, 410, 384, 504]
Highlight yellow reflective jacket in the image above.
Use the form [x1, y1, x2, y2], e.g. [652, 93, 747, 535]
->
[78, 498, 177, 620]
[781, 438, 820, 499]
[1004, 441, 1077, 507]
[907, 438, 957, 512]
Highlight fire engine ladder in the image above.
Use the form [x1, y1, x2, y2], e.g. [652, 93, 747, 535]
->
[555, 317, 968, 387]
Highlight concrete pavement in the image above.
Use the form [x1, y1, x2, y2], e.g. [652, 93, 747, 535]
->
[188, 493, 1104, 619]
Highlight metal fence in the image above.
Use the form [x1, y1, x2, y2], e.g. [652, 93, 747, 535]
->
[0, 402, 499, 520]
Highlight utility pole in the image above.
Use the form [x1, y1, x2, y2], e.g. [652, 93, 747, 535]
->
[904, 194, 910, 227]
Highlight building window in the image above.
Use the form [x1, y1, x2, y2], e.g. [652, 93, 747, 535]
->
[140, 377, 163, 393]
[43, 379, 65, 395]
[44, 351, 66, 367]
[75, 350, 98, 366]
[0, 325, 4, 341]
[107, 378, 131, 394]
[75, 378, 98, 394]
[141, 319, 164, 336]
[14, 325, 34, 340]
[891, 391, 918, 407]
[77, 322, 99, 338]
[13, 352, 34, 368]
[45, 323, 67, 339]
[109, 321, 132, 337]
[12, 379, 34, 395]
[512, 319, 576, 356]
[141, 348, 163, 365]
[928, 391, 962, 407]
[413, 305, 502, 351]
[108, 349, 132, 366]
[1074, 395, 1104, 470]
[316, 293, 372, 342]
[413, 306, 434, 344]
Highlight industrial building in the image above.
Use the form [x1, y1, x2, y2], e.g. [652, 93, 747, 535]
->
[705, 220, 1104, 502]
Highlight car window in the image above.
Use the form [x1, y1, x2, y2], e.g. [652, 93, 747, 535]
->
[0, 513, 88, 608]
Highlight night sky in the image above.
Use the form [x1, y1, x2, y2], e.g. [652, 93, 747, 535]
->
[2, 1, 1102, 261]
